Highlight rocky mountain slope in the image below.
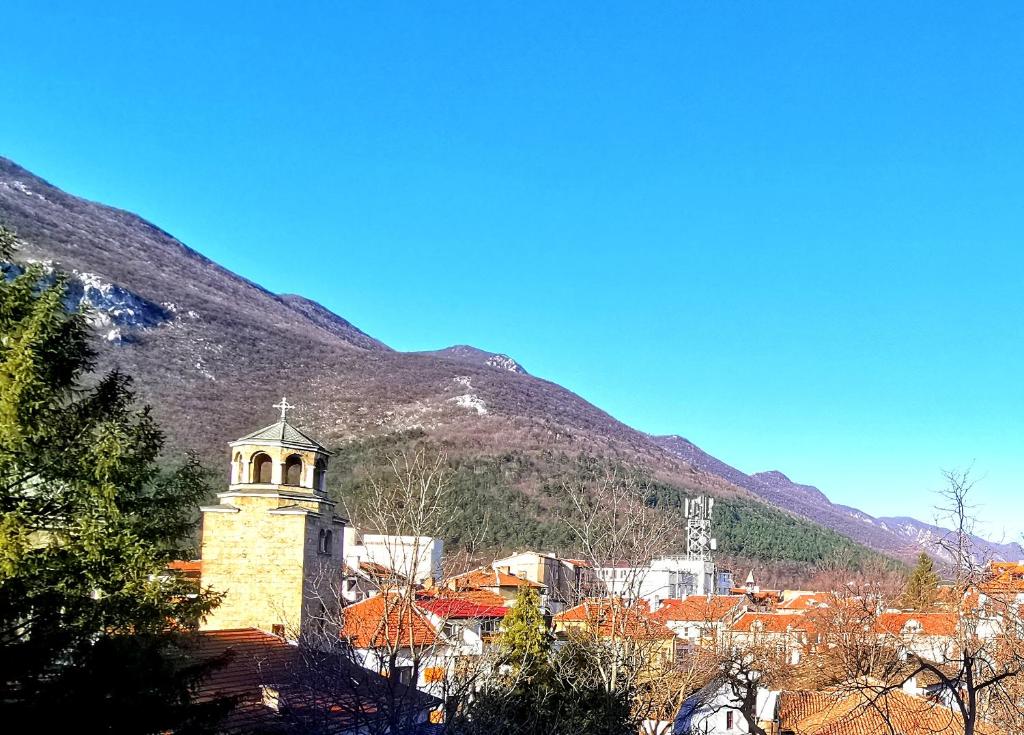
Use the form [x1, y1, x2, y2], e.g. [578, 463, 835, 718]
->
[1, 155, 1015, 568]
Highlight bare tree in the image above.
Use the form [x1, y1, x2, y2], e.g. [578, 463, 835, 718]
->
[559, 460, 704, 732]
[267, 447, 498, 734]
[824, 468, 1024, 735]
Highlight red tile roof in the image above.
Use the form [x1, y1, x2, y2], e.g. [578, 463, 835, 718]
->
[451, 568, 543, 589]
[653, 595, 743, 623]
[555, 599, 674, 640]
[192, 628, 439, 733]
[418, 587, 507, 608]
[730, 612, 811, 634]
[417, 598, 508, 619]
[873, 612, 957, 637]
[778, 687, 995, 734]
[340, 595, 438, 649]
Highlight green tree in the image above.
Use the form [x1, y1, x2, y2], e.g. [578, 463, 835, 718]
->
[902, 552, 941, 610]
[497, 585, 551, 672]
[0, 226, 226, 732]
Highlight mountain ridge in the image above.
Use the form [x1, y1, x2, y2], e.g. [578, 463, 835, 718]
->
[1, 154, 1016, 568]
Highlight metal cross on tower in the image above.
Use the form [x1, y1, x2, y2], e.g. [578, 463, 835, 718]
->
[273, 397, 295, 421]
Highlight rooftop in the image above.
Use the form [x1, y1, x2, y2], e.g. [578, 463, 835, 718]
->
[233, 419, 330, 452]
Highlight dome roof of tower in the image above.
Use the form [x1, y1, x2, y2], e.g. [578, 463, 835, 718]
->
[232, 420, 330, 453]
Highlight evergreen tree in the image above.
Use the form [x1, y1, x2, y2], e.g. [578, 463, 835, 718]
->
[497, 585, 551, 673]
[0, 226, 226, 732]
[903, 552, 941, 610]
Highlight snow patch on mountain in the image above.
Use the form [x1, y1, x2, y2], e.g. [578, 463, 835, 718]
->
[450, 376, 488, 415]
[2, 261, 177, 343]
[0, 180, 48, 202]
[485, 354, 526, 373]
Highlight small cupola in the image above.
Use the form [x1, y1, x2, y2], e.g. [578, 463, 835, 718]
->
[228, 398, 332, 494]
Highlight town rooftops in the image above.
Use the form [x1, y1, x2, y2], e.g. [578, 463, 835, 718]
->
[731, 612, 812, 634]
[777, 686, 995, 734]
[232, 419, 330, 452]
[450, 568, 544, 590]
[340, 594, 438, 649]
[873, 611, 958, 637]
[191, 628, 438, 733]
[418, 586, 507, 608]
[417, 598, 509, 619]
[555, 598, 675, 640]
[652, 595, 743, 623]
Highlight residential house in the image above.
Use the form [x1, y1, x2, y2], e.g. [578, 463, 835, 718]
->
[652, 595, 744, 649]
[343, 527, 443, 586]
[447, 567, 546, 604]
[554, 598, 679, 667]
[491, 551, 600, 612]
[873, 611, 957, 661]
[677, 676, 779, 734]
[726, 612, 813, 664]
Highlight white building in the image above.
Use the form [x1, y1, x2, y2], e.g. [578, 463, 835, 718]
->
[596, 557, 732, 608]
[342, 527, 443, 585]
[677, 678, 779, 734]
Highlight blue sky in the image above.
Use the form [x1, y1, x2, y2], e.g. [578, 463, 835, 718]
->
[3, 3, 1023, 538]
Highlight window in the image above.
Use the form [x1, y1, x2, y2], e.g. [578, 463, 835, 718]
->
[423, 666, 446, 684]
[232, 452, 242, 483]
[393, 666, 413, 686]
[313, 457, 327, 492]
[726, 711, 734, 729]
[251, 452, 273, 484]
[318, 529, 333, 555]
[284, 454, 303, 486]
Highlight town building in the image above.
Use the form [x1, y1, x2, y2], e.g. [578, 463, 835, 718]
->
[491, 551, 599, 613]
[651, 594, 745, 648]
[343, 527, 443, 586]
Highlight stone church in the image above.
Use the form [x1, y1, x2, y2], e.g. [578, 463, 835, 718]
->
[199, 400, 346, 639]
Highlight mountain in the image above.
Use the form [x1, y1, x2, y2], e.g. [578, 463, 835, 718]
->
[414, 345, 528, 375]
[1, 155, 1014, 572]
[653, 435, 1024, 566]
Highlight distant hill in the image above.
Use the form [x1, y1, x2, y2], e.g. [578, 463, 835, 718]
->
[652, 434, 1024, 566]
[1, 154, 1016, 573]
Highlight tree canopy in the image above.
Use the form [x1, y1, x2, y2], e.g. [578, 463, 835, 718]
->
[0, 226, 225, 732]
[902, 551, 941, 610]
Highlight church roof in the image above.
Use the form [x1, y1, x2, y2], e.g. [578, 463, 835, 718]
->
[233, 420, 330, 452]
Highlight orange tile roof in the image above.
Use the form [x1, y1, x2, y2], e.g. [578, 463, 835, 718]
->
[418, 598, 508, 619]
[778, 687, 994, 734]
[340, 595, 438, 649]
[652, 595, 743, 623]
[555, 599, 674, 640]
[730, 612, 812, 634]
[418, 587, 507, 608]
[779, 592, 833, 610]
[873, 612, 957, 637]
[451, 568, 543, 589]
[981, 561, 1024, 595]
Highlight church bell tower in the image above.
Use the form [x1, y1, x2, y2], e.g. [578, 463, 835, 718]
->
[199, 399, 345, 639]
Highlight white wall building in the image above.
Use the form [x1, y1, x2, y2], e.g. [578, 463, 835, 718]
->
[596, 557, 732, 608]
[677, 679, 779, 734]
[343, 527, 443, 585]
